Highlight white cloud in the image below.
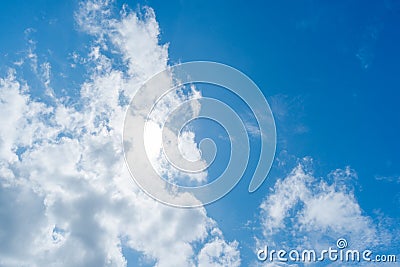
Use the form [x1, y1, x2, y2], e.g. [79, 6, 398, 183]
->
[142, 85, 208, 186]
[0, 1, 240, 266]
[178, 131, 202, 162]
[109, 6, 169, 77]
[198, 228, 241, 267]
[258, 163, 395, 254]
[198, 238, 241, 267]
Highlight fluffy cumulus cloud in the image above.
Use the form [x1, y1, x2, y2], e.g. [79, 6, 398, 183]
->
[197, 229, 241, 267]
[0, 1, 240, 266]
[257, 159, 399, 266]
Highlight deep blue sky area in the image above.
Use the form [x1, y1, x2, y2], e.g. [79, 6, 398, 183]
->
[125, 1, 400, 264]
[134, 0, 400, 215]
[0, 0, 399, 266]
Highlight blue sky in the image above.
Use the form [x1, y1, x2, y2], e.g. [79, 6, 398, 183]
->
[143, 0, 400, 263]
[0, 0, 399, 266]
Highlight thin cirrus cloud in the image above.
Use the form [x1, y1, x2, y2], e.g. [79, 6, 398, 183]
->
[0, 1, 240, 266]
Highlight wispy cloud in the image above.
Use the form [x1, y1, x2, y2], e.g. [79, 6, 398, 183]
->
[375, 174, 400, 183]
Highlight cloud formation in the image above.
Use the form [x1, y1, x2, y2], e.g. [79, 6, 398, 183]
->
[0, 1, 240, 266]
[257, 161, 398, 265]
